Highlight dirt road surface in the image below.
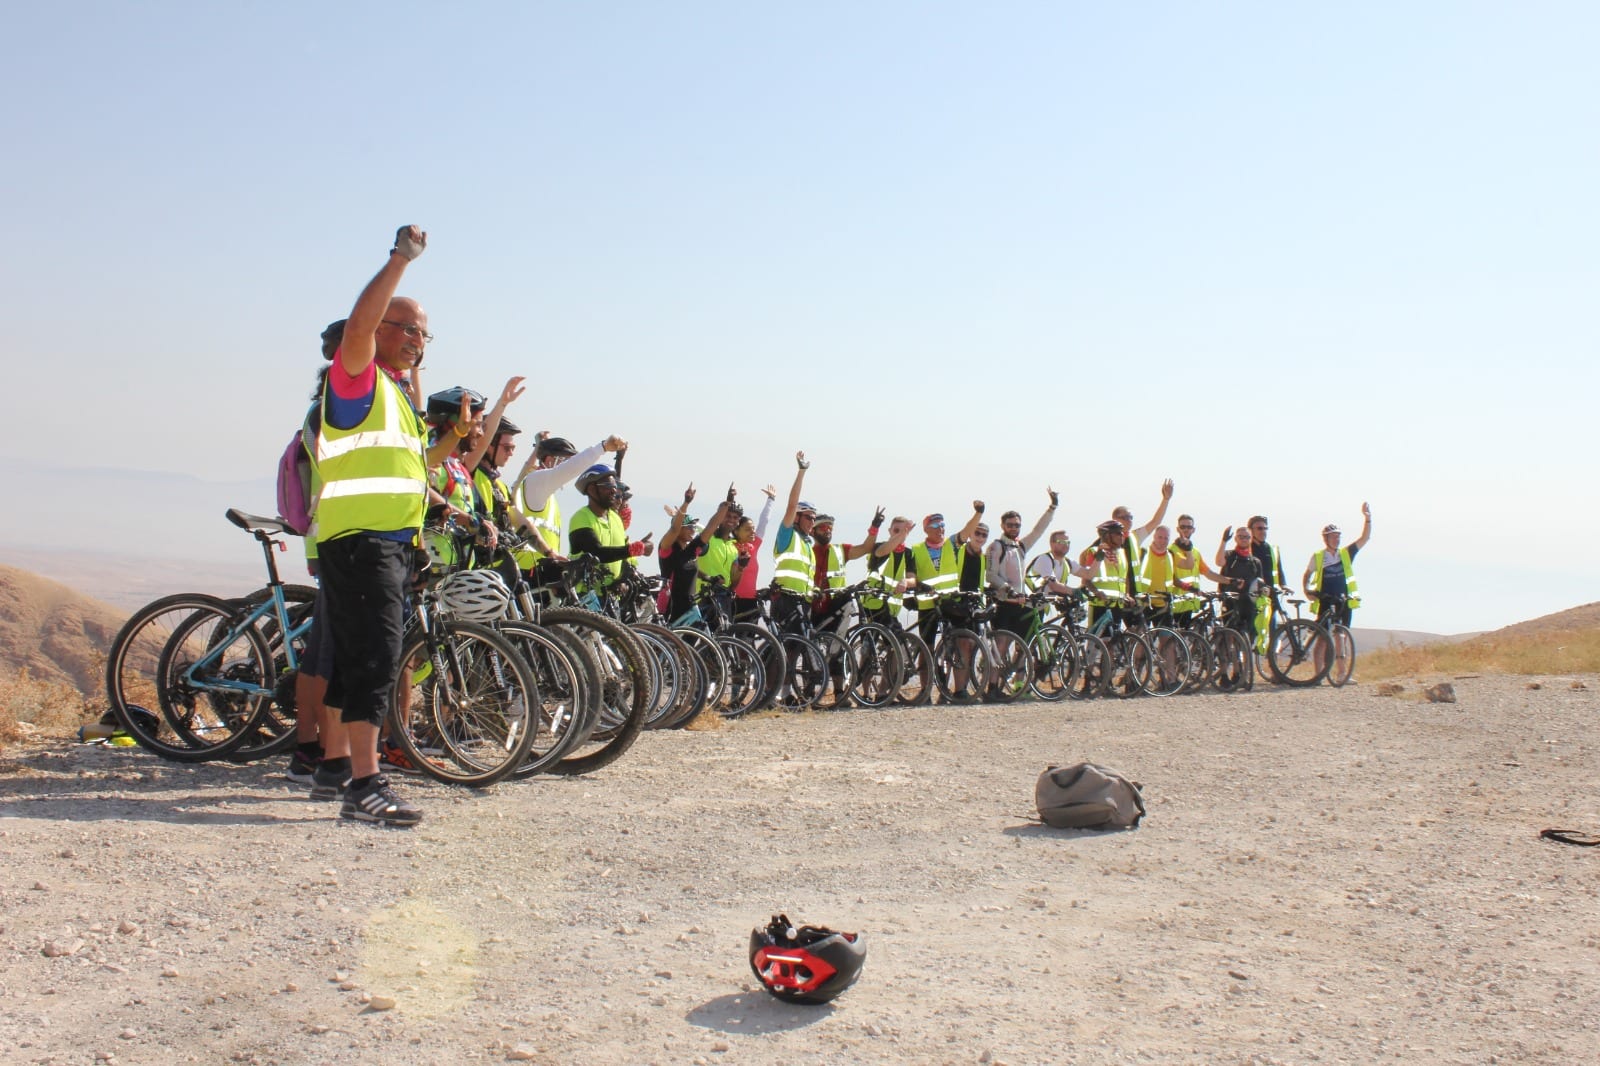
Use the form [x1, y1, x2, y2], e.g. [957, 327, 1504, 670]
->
[2, 675, 1596, 1065]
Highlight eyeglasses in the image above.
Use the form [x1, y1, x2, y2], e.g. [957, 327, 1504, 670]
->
[1177, 525, 1195, 531]
[926, 522, 945, 531]
[382, 320, 434, 343]
[1250, 523, 1267, 530]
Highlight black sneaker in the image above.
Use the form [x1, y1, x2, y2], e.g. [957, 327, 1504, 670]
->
[309, 760, 352, 802]
[285, 749, 320, 786]
[340, 775, 423, 827]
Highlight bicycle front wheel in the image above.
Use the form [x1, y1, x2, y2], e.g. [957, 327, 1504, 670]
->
[1267, 619, 1332, 687]
[1026, 624, 1077, 703]
[1211, 627, 1254, 692]
[933, 628, 991, 704]
[843, 623, 904, 709]
[986, 630, 1033, 704]
[1139, 627, 1191, 698]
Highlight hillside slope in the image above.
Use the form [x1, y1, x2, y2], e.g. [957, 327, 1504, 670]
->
[0, 565, 126, 694]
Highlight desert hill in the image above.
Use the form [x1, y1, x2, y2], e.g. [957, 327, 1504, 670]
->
[0, 565, 126, 695]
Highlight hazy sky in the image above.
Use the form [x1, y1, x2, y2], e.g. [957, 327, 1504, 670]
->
[5, 2, 1596, 634]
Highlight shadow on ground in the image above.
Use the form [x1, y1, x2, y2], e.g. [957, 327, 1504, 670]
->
[686, 991, 834, 1034]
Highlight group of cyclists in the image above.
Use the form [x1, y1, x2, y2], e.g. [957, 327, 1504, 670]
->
[285, 225, 1373, 827]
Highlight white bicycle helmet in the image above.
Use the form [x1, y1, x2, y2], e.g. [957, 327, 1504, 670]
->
[437, 569, 512, 622]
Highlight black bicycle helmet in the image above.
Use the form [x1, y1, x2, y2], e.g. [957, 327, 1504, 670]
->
[493, 417, 522, 438]
[749, 914, 865, 1005]
[425, 386, 487, 424]
[574, 463, 615, 493]
[535, 436, 577, 461]
[320, 319, 347, 361]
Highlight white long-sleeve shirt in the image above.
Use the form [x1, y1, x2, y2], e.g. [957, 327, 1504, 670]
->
[515, 441, 610, 512]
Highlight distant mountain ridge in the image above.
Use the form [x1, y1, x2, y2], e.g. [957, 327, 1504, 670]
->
[0, 565, 127, 695]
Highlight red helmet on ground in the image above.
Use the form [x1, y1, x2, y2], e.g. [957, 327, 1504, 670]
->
[749, 914, 866, 1005]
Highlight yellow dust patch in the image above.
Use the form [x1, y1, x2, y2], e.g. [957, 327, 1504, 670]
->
[358, 900, 479, 1016]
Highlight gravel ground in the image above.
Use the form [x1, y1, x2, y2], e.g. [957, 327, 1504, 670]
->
[1, 674, 1597, 1066]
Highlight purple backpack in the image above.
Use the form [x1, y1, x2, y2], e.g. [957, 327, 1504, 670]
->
[275, 426, 314, 536]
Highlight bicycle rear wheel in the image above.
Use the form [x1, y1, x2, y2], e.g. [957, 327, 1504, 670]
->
[105, 594, 274, 762]
[1327, 623, 1355, 687]
[1267, 619, 1333, 687]
[1178, 629, 1212, 693]
[636, 622, 704, 729]
[1104, 631, 1152, 699]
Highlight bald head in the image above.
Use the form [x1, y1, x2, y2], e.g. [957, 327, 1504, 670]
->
[375, 297, 429, 372]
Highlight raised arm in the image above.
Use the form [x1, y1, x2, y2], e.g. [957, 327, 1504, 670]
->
[843, 506, 885, 561]
[1214, 525, 1233, 569]
[663, 484, 696, 546]
[464, 377, 526, 469]
[339, 225, 425, 379]
[1352, 502, 1373, 551]
[1022, 487, 1059, 551]
[781, 452, 809, 527]
[953, 501, 985, 545]
[1134, 479, 1174, 542]
[754, 486, 776, 541]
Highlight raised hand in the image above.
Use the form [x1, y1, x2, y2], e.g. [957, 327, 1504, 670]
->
[1160, 478, 1174, 500]
[499, 376, 526, 407]
[762, 484, 777, 499]
[871, 506, 886, 527]
[973, 500, 985, 514]
[726, 483, 738, 503]
[1047, 486, 1060, 508]
[457, 393, 482, 434]
[393, 225, 427, 261]
[796, 451, 810, 471]
[683, 484, 696, 505]
[604, 435, 627, 453]
[1361, 502, 1371, 518]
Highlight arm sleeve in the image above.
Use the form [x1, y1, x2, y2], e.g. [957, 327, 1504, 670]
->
[754, 496, 775, 540]
[517, 441, 609, 509]
[569, 526, 633, 562]
[1021, 510, 1053, 552]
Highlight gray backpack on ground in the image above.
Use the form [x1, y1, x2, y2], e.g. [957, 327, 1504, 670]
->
[1035, 763, 1145, 830]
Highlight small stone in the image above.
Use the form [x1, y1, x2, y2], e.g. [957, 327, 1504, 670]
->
[42, 939, 85, 958]
[32, 881, 49, 892]
[117, 920, 140, 935]
[94, 1053, 115, 1063]
[711, 1042, 730, 1053]
[1570, 681, 1587, 690]
[339, 981, 358, 992]
[283, 982, 299, 993]
[1374, 683, 1404, 697]
[1228, 970, 1249, 981]
[507, 1046, 539, 1061]
[1525, 682, 1542, 691]
[333, 969, 350, 982]
[161, 967, 180, 978]
[357, 991, 372, 1004]
[118, 1028, 136, 1040]
[654, 970, 673, 979]
[979, 1052, 993, 1064]
[367, 995, 396, 1011]
[1423, 682, 1456, 704]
